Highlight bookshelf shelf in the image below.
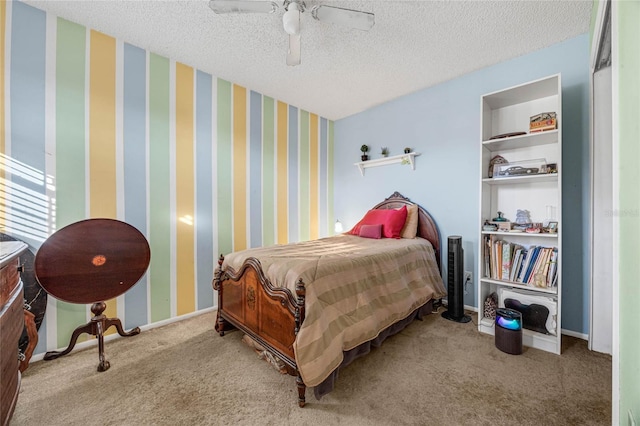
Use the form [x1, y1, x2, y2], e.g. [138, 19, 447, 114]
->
[481, 231, 558, 238]
[482, 174, 558, 185]
[482, 129, 559, 151]
[477, 74, 562, 355]
[479, 278, 558, 295]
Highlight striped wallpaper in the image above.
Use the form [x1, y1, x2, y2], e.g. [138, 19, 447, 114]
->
[0, 1, 334, 355]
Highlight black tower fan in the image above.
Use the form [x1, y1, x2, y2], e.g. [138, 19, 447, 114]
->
[442, 235, 471, 323]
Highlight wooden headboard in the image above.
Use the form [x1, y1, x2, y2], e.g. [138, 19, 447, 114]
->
[372, 191, 442, 270]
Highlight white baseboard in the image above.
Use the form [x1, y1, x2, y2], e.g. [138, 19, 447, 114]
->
[29, 307, 216, 364]
[561, 328, 588, 341]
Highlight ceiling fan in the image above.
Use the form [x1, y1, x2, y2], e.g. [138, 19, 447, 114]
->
[208, 0, 375, 66]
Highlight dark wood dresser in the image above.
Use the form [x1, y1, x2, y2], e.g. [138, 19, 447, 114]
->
[0, 241, 28, 426]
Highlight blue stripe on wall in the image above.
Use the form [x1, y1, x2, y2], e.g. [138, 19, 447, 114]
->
[195, 70, 214, 310]
[288, 105, 298, 241]
[9, 2, 47, 248]
[249, 90, 262, 248]
[123, 43, 148, 328]
[319, 117, 328, 237]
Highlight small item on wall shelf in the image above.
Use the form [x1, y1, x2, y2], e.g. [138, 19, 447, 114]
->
[546, 163, 558, 173]
[546, 221, 558, 234]
[360, 144, 369, 161]
[404, 147, 411, 154]
[530, 112, 557, 133]
[380, 147, 389, 157]
[489, 131, 527, 140]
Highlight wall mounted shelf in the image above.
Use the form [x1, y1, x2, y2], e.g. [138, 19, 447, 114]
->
[354, 152, 420, 176]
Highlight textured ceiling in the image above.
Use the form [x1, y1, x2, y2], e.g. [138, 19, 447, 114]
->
[24, 0, 592, 120]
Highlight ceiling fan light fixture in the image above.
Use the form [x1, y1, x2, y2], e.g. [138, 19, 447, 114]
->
[283, 2, 301, 35]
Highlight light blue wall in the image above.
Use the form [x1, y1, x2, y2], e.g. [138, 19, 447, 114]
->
[334, 34, 590, 334]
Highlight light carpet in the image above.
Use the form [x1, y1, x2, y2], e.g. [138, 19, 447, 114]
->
[12, 308, 611, 425]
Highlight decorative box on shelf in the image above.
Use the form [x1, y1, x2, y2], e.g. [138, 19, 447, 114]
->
[489, 221, 512, 231]
[530, 112, 557, 133]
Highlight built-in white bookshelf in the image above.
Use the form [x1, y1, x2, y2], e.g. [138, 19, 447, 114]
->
[477, 74, 562, 355]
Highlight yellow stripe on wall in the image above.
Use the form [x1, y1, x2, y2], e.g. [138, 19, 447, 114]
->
[0, 0, 6, 229]
[175, 62, 195, 315]
[232, 85, 247, 251]
[277, 101, 288, 244]
[309, 113, 319, 240]
[89, 30, 117, 324]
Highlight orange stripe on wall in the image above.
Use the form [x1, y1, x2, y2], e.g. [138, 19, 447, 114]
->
[89, 30, 118, 324]
[232, 85, 247, 251]
[175, 62, 195, 315]
[277, 101, 288, 244]
[309, 114, 319, 240]
[89, 31, 117, 219]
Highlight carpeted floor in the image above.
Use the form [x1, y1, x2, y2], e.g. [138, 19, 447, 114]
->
[12, 308, 611, 425]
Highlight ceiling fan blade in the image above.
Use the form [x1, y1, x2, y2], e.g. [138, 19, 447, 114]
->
[287, 34, 301, 66]
[311, 5, 374, 31]
[208, 0, 278, 14]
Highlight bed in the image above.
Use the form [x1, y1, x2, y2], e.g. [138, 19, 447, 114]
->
[212, 192, 446, 406]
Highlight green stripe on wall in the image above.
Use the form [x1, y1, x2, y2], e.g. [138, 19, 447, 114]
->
[55, 18, 87, 348]
[262, 96, 275, 247]
[217, 79, 232, 256]
[148, 53, 171, 322]
[299, 110, 310, 241]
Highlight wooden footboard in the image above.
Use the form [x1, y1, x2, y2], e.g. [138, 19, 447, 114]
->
[212, 255, 307, 407]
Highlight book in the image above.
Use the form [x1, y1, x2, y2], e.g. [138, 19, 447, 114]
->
[501, 242, 512, 280]
[509, 246, 523, 282]
[514, 248, 527, 281]
[483, 235, 491, 278]
[522, 246, 541, 284]
[547, 248, 558, 287]
[517, 246, 536, 283]
[530, 248, 551, 287]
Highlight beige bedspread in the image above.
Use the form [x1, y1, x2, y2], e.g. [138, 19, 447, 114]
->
[222, 234, 446, 387]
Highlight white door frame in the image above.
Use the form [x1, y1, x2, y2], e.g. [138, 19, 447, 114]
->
[589, 0, 619, 423]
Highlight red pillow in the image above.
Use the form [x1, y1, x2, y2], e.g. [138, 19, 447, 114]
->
[359, 224, 382, 239]
[348, 205, 408, 238]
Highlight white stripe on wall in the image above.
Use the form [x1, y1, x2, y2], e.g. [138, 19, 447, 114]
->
[44, 10, 58, 352]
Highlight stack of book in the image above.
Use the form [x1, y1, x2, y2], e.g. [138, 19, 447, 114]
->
[483, 236, 558, 288]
